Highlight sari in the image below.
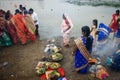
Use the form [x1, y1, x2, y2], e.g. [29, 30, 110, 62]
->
[96, 23, 112, 50]
[74, 36, 93, 73]
[111, 50, 120, 71]
[109, 14, 120, 32]
[11, 13, 29, 44]
[61, 13, 73, 46]
[0, 17, 12, 46]
[114, 28, 120, 44]
[24, 14, 36, 41]
[6, 20, 18, 44]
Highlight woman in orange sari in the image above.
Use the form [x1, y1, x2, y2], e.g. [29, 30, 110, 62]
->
[11, 9, 28, 44]
[13, 10, 36, 44]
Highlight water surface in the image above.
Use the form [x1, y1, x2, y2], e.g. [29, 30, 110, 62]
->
[0, 0, 119, 39]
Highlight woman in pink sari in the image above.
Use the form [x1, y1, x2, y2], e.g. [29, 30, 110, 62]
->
[61, 13, 73, 47]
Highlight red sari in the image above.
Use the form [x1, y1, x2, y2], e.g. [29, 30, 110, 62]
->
[6, 20, 18, 44]
[12, 13, 36, 44]
[109, 14, 120, 32]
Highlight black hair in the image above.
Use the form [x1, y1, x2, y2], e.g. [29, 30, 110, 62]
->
[15, 9, 20, 15]
[19, 4, 23, 10]
[63, 14, 66, 19]
[93, 19, 98, 28]
[5, 10, 10, 20]
[81, 26, 93, 52]
[19, 11, 22, 15]
[116, 9, 119, 16]
[23, 7, 26, 10]
[24, 10, 28, 14]
[29, 8, 34, 12]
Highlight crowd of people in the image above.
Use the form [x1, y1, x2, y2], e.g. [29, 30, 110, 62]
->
[1, 4, 120, 79]
[60, 9, 120, 76]
[0, 4, 39, 46]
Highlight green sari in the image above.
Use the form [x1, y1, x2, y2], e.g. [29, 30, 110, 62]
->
[0, 17, 12, 46]
[0, 31, 12, 46]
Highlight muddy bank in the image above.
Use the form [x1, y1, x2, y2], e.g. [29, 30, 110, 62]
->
[0, 37, 120, 80]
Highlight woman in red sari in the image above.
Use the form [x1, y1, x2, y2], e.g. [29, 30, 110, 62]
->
[109, 10, 120, 32]
[5, 10, 18, 44]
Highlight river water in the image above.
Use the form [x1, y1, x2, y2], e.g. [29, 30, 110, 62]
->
[0, 0, 119, 39]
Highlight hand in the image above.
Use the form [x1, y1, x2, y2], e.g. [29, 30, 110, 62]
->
[72, 52, 74, 56]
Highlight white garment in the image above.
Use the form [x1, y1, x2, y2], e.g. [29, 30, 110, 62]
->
[31, 12, 39, 25]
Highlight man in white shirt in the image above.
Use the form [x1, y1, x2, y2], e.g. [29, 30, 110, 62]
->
[29, 8, 39, 36]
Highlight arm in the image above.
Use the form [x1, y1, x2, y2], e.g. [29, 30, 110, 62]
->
[72, 44, 77, 56]
[34, 13, 38, 23]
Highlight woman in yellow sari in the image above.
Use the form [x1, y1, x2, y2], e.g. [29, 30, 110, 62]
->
[23, 10, 36, 41]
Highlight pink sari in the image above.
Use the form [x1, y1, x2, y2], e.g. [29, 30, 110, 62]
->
[61, 19, 71, 46]
[61, 14, 73, 46]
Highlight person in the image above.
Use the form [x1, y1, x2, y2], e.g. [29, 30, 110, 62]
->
[72, 26, 93, 73]
[11, 9, 28, 44]
[0, 9, 12, 46]
[5, 10, 18, 44]
[29, 8, 39, 37]
[114, 18, 120, 45]
[19, 4, 23, 11]
[61, 13, 73, 47]
[109, 10, 120, 32]
[107, 44, 120, 71]
[95, 23, 112, 54]
[23, 10, 36, 41]
[90, 19, 98, 43]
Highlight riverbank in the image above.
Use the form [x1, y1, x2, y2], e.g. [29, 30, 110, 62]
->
[0, 37, 120, 80]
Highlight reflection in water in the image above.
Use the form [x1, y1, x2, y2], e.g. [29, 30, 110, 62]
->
[0, 0, 119, 39]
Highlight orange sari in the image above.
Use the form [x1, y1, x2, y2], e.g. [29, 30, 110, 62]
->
[11, 13, 27, 44]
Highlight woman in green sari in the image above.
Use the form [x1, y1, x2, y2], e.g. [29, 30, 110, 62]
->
[0, 9, 12, 46]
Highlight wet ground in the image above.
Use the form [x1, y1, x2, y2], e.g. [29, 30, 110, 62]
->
[0, 37, 120, 80]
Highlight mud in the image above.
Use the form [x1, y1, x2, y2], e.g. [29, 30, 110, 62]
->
[0, 37, 120, 80]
